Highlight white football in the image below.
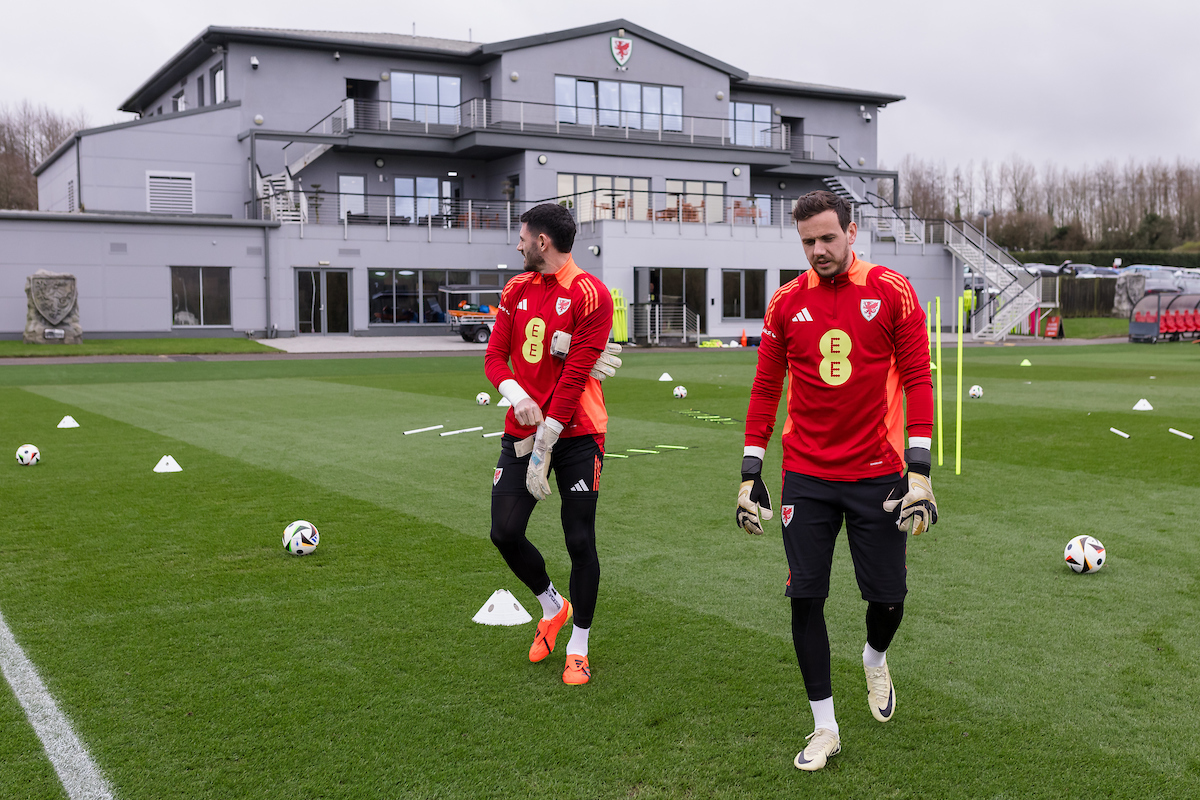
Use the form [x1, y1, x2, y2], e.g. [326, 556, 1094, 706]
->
[673, 385, 688, 399]
[15, 444, 39, 466]
[1064, 535, 1105, 573]
[969, 385, 983, 399]
[283, 520, 320, 556]
[476, 392, 491, 406]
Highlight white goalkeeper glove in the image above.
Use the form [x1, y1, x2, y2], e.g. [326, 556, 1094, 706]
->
[883, 450, 938, 535]
[549, 331, 623, 381]
[525, 418, 563, 501]
[735, 456, 773, 535]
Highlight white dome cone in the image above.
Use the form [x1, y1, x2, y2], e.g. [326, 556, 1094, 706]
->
[472, 589, 532, 626]
[153, 455, 182, 473]
[1132, 399, 1153, 411]
[57, 415, 80, 428]
[658, 372, 673, 382]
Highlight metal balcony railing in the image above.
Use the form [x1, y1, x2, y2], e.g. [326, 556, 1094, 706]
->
[631, 304, 702, 344]
[305, 97, 795, 152]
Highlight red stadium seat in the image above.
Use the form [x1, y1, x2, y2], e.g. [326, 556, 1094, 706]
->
[1134, 311, 1146, 323]
[1148, 312, 1159, 324]
[1162, 311, 1176, 333]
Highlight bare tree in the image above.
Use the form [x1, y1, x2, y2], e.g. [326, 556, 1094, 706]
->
[0, 101, 88, 210]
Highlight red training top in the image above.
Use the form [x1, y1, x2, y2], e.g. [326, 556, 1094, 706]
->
[484, 256, 614, 441]
[744, 254, 933, 480]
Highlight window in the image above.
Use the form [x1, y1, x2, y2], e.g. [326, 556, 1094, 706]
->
[171, 267, 231, 326]
[723, 269, 767, 319]
[146, 172, 195, 214]
[172, 90, 186, 113]
[556, 77, 682, 131]
[394, 177, 451, 221]
[390, 72, 461, 123]
[370, 269, 512, 325]
[338, 174, 365, 219]
[557, 173, 650, 222]
[780, 269, 802, 285]
[196, 76, 205, 108]
[666, 180, 726, 223]
[210, 65, 225, 104]
[729, 102, 773, 147]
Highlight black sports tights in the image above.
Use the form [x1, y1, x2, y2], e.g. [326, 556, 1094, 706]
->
[790, 597, 904, 701]
[489, 493, 600, 629]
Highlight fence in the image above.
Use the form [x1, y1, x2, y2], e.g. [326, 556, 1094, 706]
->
[1058, 276, 1117, 317]
[630, 304, 701, 344]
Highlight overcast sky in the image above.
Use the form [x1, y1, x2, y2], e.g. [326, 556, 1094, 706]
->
[4, 0, 1196, 173]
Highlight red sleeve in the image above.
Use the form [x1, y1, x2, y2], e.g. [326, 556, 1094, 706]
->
[744, 292, 788, 450]
[891, 279, 933, 439]
[484, 280, 519, 389]
[545, 279, 613, 424]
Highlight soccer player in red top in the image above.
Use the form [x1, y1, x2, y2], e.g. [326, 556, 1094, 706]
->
[736, 191, 938, 770]
[484, 202, 617, 686]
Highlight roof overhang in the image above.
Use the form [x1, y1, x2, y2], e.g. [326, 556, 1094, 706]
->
[735, 77, 904, 107]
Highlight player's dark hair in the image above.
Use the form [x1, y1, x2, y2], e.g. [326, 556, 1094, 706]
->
[520, 203, 576, 253]
[792, 190, 852, 231]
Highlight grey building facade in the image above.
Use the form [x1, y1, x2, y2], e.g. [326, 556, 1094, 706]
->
[6, 19, 968, 342]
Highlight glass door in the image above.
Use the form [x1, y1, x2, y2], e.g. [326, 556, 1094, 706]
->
[297, 269, 351, 334]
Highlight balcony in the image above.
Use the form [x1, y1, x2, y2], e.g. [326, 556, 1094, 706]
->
[251, 187, 802, 239]
[306, 97, 800, 153]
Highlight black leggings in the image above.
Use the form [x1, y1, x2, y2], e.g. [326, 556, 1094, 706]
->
[790, 597, 904, 701]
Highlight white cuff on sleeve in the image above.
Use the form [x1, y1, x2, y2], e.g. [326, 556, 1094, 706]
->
[908, 436, 931, 450]
[743, 446, 766, 460]
[498, 379, 531, 407]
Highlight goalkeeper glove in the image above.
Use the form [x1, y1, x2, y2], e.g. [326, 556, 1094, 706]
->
[549, 331, 623, 381]
[735, 456, 773, 535]
[883, 450, 938, 535]
[525, 418, 563, 501]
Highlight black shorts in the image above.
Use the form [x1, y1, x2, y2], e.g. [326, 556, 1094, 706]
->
[492, 434, 604, 497]
[780, 471, 908, 603]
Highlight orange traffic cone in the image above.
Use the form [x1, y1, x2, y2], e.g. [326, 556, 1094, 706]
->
[740, 329, 747, 347]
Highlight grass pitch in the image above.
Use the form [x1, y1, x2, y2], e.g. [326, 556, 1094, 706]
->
[1, 343, 1198, 799]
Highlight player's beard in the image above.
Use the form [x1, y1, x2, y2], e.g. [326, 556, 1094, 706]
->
[812, 245, 851, 278]
[523, 248, 546, 272]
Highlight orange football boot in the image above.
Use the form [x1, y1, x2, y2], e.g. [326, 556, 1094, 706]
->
[528, 600, 572, 663]
[562, 653, 591, 685]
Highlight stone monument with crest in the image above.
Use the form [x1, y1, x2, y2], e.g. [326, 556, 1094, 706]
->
[24, 270, 83, 344]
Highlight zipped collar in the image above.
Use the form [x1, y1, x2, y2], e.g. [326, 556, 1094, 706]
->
[531, 256, 582, 290]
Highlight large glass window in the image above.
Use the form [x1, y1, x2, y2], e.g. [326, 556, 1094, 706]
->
[393, 177, 451, 222]
[557, 77, 682, 131]
[722, 269, 766, 319]
[211, 66, 225, 104]
[171, 266, 231, 326]
[558, 173, 650, 222]
[729, 102, 774, 147]
[339, 174, 365, 219]
[391, 72, 461, 123]
[368, 269, 512, 325]
[666, 180, 726, 223]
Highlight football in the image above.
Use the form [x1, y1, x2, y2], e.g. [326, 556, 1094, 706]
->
[673, 385, 688, 399]
[15, 444, 40, 466]
[969, 385, 983, 399]
[283, 520, 320, 556]
[475, 392, 491, 406]
[1064, 535, 1105, 573]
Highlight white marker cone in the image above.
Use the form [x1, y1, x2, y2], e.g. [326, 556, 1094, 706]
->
[498, 397, 512, 407]
[472, 589, 533, 626]
[1132, 399, 1153, 411]
[153, 455, 182, 473]
[658, 372, 673, 382]
[57, 415, 80, 428]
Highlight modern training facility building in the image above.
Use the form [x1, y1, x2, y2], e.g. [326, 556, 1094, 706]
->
[1, 19, 1051, 342]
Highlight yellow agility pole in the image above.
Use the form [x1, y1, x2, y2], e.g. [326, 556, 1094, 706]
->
[955, 295, 964, 475]
[936, 296, 944, 467]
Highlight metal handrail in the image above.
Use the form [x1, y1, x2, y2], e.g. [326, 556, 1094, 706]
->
[299, 97, 795, 152]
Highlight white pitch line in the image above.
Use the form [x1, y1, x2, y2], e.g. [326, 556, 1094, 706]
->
[404, 424, 444, 435]
[1109, 427, 1130, 439]
[0, 607, 114, 800]
[441, 426, 484, 437]
[1169, 428, 1194, 440]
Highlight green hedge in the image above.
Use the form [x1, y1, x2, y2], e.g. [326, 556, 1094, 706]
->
[1016, 251, 1200, 268]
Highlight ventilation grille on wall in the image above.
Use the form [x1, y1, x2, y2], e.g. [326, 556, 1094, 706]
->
[246, 246, 263, 256]
[147, 172, 195, 214]
[67, 180, 76, 213]
[338, 248, 360, 256]
[110, 242, 127, 254]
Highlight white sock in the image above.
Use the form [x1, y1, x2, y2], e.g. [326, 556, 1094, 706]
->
[863, 643, 887, 668]
[810, 696, 838, 735]
[566, 625, 590, 656]
[536, 584, 563, 619]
